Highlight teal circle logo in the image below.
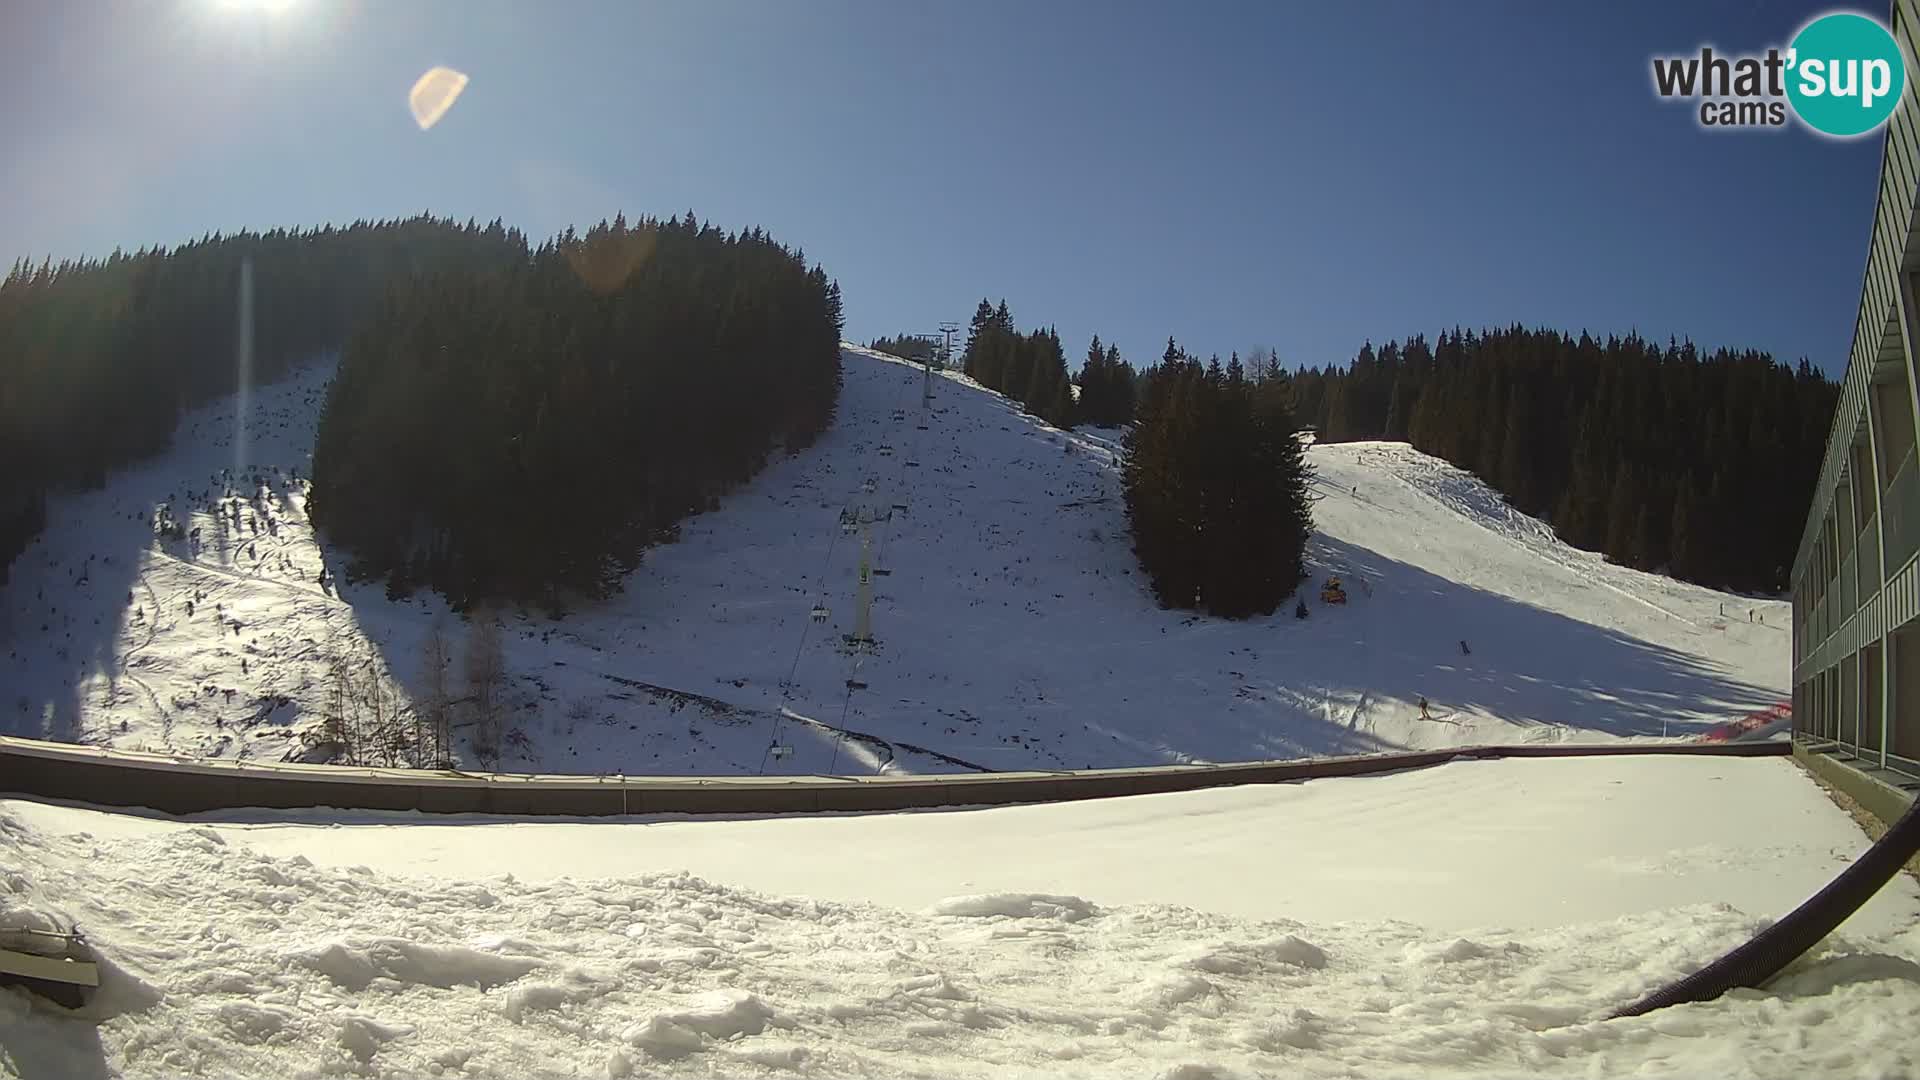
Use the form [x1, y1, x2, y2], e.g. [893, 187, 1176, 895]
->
[1787, 13, 1906, 136]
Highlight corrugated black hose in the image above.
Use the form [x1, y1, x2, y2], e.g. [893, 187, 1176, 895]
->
[1612, 792, 1920, 1018]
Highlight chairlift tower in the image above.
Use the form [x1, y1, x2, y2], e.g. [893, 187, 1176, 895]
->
[938, 322, 961, 369]
[848, 523, 876, 647]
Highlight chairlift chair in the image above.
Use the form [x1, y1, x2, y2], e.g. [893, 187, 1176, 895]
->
[769, 743, 793, 761]
[810, 605, 830, 622]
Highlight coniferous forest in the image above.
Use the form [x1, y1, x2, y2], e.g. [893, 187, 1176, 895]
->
[0, 217, 526, 586]
[960, 299, 1077, 428]
[1287, 328, 1836, 592]
[1075, 333, 1139, 428]
[309, 213, 844, 610]
[1123, 342, 1315, 617]
[956, 299, 1308, 617]
[1, 213, 843, 609]
[868, 334, 938, 364]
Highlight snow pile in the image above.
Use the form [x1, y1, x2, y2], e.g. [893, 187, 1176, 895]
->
[619, 989, 795, 1061]
[294, 936, 543, 991]
[2, 817, 1916, 1077]
[1, 347, 1789, 775]
[925, 892, 1097, 921]
[2, 755, 1917, 1078]
[53, 756, 1868, 933]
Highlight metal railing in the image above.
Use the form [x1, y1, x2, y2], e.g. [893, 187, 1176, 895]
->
[1882, 450, 1920, 576]
[0, 735, 1791, 818]
[1839, 549, 1859, 620]
[1859, 513, 1883, 597]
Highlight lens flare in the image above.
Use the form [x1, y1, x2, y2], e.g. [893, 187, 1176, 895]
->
[409, 66, 469, 130]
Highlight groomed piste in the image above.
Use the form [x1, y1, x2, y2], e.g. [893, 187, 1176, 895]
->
[1, 347, 1790, 777]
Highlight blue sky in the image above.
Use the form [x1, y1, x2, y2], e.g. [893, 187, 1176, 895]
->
[0, 1, 1885, 375]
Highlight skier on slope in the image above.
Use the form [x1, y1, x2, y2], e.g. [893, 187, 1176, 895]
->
[1418, 695, 1431, 721]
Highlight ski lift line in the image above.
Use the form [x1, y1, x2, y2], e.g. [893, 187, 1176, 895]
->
[766, 521, 847, 768]
[762, 357, 922, 774]
[775, 349, 932, 776]
[825, 628, 878, 775]
[764, 439, 882, 773]
[825, 665, 860, 774]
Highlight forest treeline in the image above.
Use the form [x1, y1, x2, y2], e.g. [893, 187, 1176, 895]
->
[868, 334, 938, 363]
[309, 213, 844, 610]
[959, 300, 1306, 615]
[1289, 327, 1838, 592]
[955, 300, 1833, 598]
[959, 299, 1139, 428]
[0, 216, 529, 584]
[960, 299, 1075, 428]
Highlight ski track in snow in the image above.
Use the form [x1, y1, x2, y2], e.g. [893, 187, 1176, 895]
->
[0, 347, 1788, 775]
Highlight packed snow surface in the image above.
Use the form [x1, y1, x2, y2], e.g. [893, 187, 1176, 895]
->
[3, 756, 1915, 1078]
[1, 346, 1787, 774]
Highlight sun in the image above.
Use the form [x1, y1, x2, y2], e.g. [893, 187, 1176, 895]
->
[209, 0, 299, 13]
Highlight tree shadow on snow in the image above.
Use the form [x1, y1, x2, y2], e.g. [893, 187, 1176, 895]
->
[1301, 534, 1780, 740]
[0, 525, 146, 751]
[1, 365, 337, 760]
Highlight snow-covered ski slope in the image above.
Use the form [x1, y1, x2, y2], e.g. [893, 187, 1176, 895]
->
[4, 755, 1914, 1079]
[0, 346, 1788, 774]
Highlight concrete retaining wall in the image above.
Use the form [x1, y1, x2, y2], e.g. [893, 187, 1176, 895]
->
[1792, 738, 1918, 828]
[0, 735, 1789, 818]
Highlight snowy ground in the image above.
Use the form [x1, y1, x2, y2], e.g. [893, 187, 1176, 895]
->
[0, 347, 1789, 775]
[4, 756, 1915, 1079]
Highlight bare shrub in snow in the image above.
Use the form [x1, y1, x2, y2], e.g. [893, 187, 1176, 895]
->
[465, 613, 505, 769]
[565, 696, 593, 735]
[419, 619, 453, 768]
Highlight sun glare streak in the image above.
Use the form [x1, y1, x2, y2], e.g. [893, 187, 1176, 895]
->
[410, 67, 469, 130]
[236, 256, 253, 473]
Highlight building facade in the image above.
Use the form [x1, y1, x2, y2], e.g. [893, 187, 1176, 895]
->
[1791, 0, 1920, 782]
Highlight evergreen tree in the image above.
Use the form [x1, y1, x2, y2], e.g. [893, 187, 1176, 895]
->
[1122, 341, 1313, 618]
[308, 213, 843, 607]
[962, 299, 994, 379]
